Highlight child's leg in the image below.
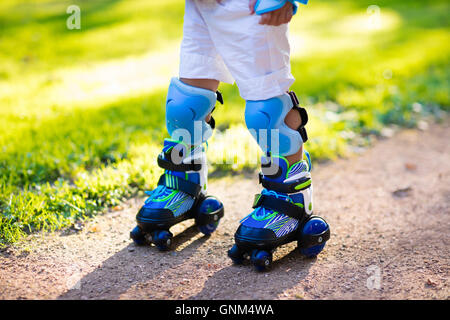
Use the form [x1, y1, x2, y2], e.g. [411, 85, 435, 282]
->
[191, 1, 330, 268]
[179, 78, 220, 92]
[195, 1, 305, 162]
[232, 94, 330, 270]
[131, 77, 224, 250]
[130, 2, 231, 249]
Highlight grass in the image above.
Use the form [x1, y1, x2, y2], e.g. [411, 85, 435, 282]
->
[0, 0, 449, 245]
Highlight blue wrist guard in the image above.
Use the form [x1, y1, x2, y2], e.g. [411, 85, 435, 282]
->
[254, 0, 308, 15]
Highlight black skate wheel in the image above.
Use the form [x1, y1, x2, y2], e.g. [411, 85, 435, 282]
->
[152, 230, 173, 251]
[251, 250, 272, 272]
[130, 226, 146, 245]
[228, 244, 245, 265]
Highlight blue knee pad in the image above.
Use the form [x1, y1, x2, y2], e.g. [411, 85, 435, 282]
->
[166, 78, 218, 145]
[245, 93, 304, 157]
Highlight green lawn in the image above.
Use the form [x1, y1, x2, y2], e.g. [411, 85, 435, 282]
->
[1, 0, 449, 245]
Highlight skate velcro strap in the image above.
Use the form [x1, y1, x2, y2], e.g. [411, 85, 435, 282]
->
[298, 126, 308, 143]
[301, 228, 330, 248]
[157, 174, 202, 198]
[207, 116, 216, 130]
[288, 91, 300, 107]
[157, 153, 202, 172]
[207, 91, 223, 131]
[202, 91, 222, 132]
[259, 173, 312, 194]
[216, 91, 224, 105]
[252, 194, 306, 220]
[288, 91, 309, 143]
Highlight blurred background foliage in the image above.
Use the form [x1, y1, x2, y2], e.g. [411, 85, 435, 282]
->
[0, 0, 449, 245]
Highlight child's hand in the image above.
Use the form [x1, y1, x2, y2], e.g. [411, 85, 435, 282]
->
[249, 0, 294, 26]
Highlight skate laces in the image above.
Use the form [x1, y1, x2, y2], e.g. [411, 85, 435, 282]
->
[144, 185, 171, 204]
[253, 189, 291, 219]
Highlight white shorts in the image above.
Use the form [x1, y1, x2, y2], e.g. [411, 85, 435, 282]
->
[179, 0, 295, 101]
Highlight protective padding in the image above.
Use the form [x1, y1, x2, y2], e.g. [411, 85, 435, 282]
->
[166, 77, 217, 146]
[254, 0, 308, 15]
[245, 94, 303, 156]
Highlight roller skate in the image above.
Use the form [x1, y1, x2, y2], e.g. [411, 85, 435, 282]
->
[228, 152, 330, 271]
[130, 139, 224, 251]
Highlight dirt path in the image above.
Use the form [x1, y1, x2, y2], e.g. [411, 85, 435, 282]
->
[1, 124, 449, 300]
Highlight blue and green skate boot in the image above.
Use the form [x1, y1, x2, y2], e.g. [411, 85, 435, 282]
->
[130, 139, 224, 251]
[228, 152, 330, 271]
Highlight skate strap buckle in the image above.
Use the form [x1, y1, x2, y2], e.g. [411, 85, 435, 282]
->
[157, 174, 202, 198]
[288, 91, 308, 143]
[216, 91, 224, 105]
[258, 173, 312, 194]
[206, 91, 224, 131]
[252, 194, 306, 220]
[157, 151, 202, 172]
